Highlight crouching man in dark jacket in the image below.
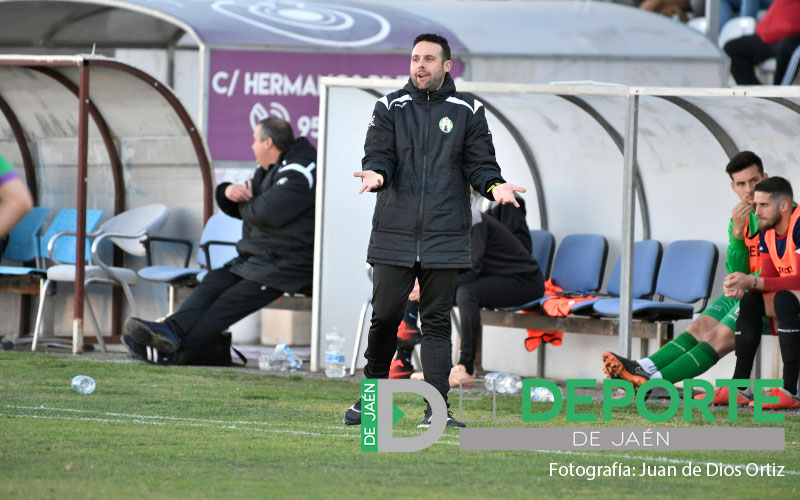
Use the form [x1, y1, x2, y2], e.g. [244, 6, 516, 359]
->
[449, 210, 544, 387]
[344, 33, 526, 428]
[123, 117, 317, 361]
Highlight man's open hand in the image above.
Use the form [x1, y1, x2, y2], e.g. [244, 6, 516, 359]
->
[491, 183, 526, 207]
[353, 170, 384, 194]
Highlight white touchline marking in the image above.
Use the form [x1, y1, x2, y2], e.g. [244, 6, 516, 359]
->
[3, 405, 795, 468]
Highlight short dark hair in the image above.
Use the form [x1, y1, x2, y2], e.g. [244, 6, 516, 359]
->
[725, 151, 763, 178]
[755, 176, 793, 201]
[257, 117, 294, 151]
[413, 33, 451, 62]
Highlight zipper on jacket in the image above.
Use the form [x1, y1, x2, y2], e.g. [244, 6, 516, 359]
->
[416, 92, 430, 262]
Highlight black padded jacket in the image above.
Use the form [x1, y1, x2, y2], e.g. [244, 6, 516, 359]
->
[216, 137, 317, 293]
[362, 73, 505, 269]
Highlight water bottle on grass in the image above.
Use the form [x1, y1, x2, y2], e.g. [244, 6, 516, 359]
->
[484, 372, 522, 394]
[71, 375, 95, 395]
[258, 344, 302, 372]
[531, 386, 555, 402]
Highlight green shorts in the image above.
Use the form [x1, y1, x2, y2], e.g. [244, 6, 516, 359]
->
[701, 293, 770, 333]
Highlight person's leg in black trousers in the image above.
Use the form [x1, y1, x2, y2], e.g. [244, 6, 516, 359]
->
[417, 267, 459, 402]
[773, 35, 800, 84]
[455, 273, 544, 375]
[363, 264, 417, 379]
[732, 291, 766, 381]
[724, 34, 774, 85]
[165, 265, 284, 348]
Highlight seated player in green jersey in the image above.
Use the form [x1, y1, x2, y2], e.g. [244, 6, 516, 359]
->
[602, 151, 767, 405]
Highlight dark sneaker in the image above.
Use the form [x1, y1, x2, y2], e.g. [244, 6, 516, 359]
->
[602, 352, 650, 389]
[122, 334, 173, 365]
[396, 321, 421, 350]
[343, 399, 362, 425]
[389, 357, 414, 379]
[124, 317, 180, 354]
[418, 408, 466, 428]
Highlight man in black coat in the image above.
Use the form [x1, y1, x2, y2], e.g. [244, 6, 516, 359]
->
[450, 210, 544, 386]
[344, 33, 525, 428]
[123, 117, 317, 360]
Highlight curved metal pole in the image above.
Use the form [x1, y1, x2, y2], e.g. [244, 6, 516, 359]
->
[33, 66, 125, 215]
[558, 95, 652, 240]
[463, 92, 548, 230]
[761, 97, 800, 116]
[0, 92, 37, 203]
[33, 65, 128, 342]
[657, 96, 739, 159]
[0, 91, 39, 338]
[90, 59, 214, 223]
[29, 65, 129, 344]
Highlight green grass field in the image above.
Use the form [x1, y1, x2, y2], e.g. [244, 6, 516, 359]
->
[1, 351, 798, 499]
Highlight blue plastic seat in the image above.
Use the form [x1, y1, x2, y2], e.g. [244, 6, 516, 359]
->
[0, 208, 102, 276]
[138, 212, 242, 315]
[0, 207, 50, 274]
[501, 233, 608, 311]
[593, 240, 718, 321]
[567, 240, 662, 315]
[530, 229, 555, 278]
[32, 205, 168, 352]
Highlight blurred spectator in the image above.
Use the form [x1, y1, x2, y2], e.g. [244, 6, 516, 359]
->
[640, 0, 692, 22]
[723, 0, 800, 84]
[691, 0, 773, 29]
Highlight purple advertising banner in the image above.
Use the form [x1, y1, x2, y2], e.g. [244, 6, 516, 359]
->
[208, 50, 463, 162]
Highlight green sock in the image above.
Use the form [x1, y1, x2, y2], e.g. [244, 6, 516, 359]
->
[647, 332, 699, 370]
[659, 342, 720, 384]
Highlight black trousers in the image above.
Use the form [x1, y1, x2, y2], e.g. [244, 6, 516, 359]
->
[364, 264, 458, 400]
[165, 266, 284, 348]
[455, 273, 544, 367]
[725, 34, 800, 85]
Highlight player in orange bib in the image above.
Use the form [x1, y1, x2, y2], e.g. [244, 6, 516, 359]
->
[724, 176, 800, 409]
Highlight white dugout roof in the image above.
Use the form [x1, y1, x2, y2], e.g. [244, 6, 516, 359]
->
[311, 78, 800, 374]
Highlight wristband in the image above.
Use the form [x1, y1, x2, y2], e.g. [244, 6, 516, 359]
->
[487, 182, 502, 193]
[752, 275, 757, 290]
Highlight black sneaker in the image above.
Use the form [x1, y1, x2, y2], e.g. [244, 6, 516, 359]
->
[343, 399, 361, 425]
[418, 408, 466, 428]
[124, 317, 181, 354]
[122, 334, 173, 365]
[602, 351, 650, 389]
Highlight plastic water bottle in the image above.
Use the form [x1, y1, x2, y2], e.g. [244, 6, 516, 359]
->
[258, 353, 279, 371]
[277, 344, 302, 371]
[258, 345, 302, 372]
[324, 327, 346, 378]
[531, 386, 555, 403]
[71, 375, 96, 395]
[484, 372, 522, 394]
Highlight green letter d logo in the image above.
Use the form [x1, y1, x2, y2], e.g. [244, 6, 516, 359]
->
[377, 380, 448, 452]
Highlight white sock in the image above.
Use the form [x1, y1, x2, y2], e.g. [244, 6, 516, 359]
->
[638, 357, 657, 375]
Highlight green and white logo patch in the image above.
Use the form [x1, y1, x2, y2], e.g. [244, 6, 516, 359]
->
[439, 117, 453, 133]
